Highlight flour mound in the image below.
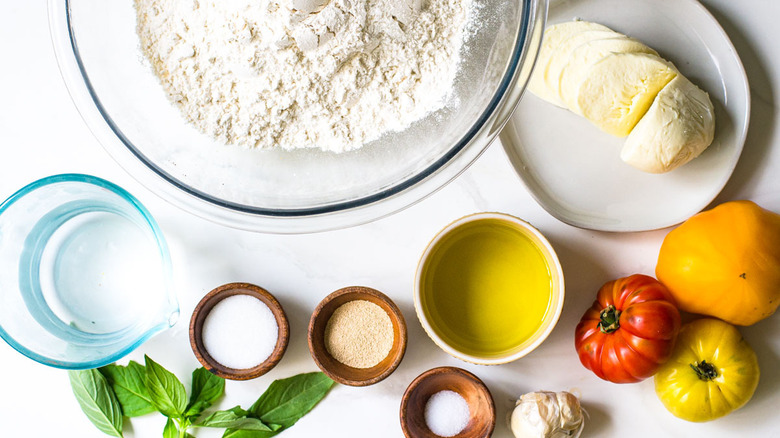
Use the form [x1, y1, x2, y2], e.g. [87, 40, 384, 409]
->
[135, 0, 471, 153]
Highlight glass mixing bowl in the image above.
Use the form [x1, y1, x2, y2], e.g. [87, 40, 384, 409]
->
[48, 0, 545, 233]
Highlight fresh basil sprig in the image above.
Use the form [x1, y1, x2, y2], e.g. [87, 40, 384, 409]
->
[163, 417, 180, 438]
[144, 355, 188, 418]
[69, 357, 334, 438]
[193, 406, 274, 430]
[222, 372, 335, 438]
[68, 368, 124, 437]
[185, 367, 226, 418]
[250, 372, 335, 431]
[99, 360, 155, 417]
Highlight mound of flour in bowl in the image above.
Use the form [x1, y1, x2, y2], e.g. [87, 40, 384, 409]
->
[135, 0, 472, 153]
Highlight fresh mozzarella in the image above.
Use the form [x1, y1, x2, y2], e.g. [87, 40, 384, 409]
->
[621, 75, 715, 173]
[576, 52, 678, 137]
[527, 21, 611, 107]
[528, 20, 716, 173]
[544, 30, 621, 104]
[559, 37, 658, 114]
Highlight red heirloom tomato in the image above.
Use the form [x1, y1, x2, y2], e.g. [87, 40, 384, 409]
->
[575, 274, 681, 383]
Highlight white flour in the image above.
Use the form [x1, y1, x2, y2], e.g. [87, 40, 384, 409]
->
[135, 0, 472, 152]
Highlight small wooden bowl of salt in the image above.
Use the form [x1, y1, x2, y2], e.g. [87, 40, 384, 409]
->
[308, 286, 407, 386]
[400, 367, 496, 438]
[189, 283, 289, 380]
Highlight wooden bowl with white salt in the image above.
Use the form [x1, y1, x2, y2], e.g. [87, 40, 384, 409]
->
[308, 286, 407, 386]
[400, 367, 496, 438]
[189, 282, 289, 380]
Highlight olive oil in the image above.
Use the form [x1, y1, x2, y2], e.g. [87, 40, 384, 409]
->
[421, 218, 553, 357]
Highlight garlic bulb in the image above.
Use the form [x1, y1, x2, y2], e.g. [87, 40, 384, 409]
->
[509, 391, 584, 438]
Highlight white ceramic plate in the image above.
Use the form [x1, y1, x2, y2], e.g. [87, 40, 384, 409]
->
[500, 0, 749, 232]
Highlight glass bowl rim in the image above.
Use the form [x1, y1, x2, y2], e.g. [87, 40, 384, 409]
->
[48, 0, 545, 233]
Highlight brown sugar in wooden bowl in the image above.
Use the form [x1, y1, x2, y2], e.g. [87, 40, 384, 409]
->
[189, 282, 289, 380]
[400, 367, 496, 438]
[308, 286, 407, 386]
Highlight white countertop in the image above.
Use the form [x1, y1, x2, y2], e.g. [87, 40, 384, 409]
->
[1, 1, 779, 437]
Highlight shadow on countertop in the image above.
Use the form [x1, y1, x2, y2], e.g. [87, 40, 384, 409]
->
[704, 2, 777, 204]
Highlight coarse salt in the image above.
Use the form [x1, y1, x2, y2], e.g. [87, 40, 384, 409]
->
[202, 294, 278, 370]
[424, 390, 470, 437]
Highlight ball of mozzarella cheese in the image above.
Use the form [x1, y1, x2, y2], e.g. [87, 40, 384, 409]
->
[575, 52, 678, 137]
[527, 20, 716, 173]
[527, 21, 611, 108]
[620, 75, 715, 173]
[558, 36, 657, 114]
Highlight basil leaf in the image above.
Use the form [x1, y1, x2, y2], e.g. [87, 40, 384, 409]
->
[220, 425, 283, 438]
[249, 372, 334, 429]
[144, 355, 187, 418]
[184, 367, 225, 418]
[221, 430, 275, 438]
[69, 369, 124, 437]
[100, 361, 155, 417]
[193, 406, 272, 431]
[163, 417, 178, 438]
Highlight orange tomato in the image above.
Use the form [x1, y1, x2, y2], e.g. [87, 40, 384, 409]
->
[656, 200, 780, 326]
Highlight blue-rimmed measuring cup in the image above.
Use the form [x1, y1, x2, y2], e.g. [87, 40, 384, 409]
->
[0, 174, 178, 369]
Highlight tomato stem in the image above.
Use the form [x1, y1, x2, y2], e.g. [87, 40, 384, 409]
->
[598, 305, 621, 333]
[690, 360, 719, 381]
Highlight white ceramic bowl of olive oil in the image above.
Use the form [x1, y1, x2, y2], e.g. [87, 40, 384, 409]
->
[414, 212, 565, 365]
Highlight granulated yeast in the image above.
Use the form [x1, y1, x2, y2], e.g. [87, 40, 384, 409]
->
[324, 300, 393, 368]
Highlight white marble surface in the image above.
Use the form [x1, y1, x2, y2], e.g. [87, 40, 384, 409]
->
[1, 1, 778, 437]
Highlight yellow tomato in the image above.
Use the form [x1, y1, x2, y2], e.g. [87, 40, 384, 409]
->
[654, 318, 759, 422]
[656, 200, 780, 325]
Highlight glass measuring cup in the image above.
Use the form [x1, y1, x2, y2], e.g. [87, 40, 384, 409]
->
[0, 174, 178, 369]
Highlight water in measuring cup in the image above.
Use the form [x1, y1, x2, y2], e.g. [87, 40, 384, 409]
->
[32, 208, 169, 338]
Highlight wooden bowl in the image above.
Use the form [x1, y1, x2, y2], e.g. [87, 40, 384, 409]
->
[189, 283, 289, 380]
[400, 367, 496, 438]
[308, 286, 407, 386]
